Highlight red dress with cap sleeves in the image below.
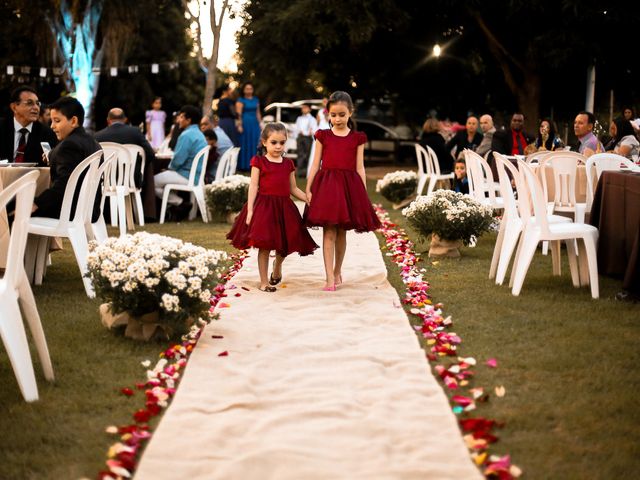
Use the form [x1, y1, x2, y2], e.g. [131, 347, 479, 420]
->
[305, 129, 381, 232]
[227, 155, 318, 257]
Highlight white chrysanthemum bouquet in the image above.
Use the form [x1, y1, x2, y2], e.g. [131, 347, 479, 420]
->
[87, 232, 228, 337]
[375, 170, 418, 203]
[205, 174, 251, 216]
[402, 190, 494, 245]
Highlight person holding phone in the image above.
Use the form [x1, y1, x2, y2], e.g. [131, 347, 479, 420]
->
[0, 86, 57, 166]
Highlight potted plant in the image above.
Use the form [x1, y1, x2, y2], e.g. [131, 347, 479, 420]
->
[87, 232, 229, 340]
[205, 174, 251, 223]
[375, 170, 418, 208]
[402, 190, 494, 258]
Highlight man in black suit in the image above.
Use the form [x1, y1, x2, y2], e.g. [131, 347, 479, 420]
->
[94, 108, 157, 219]
[0, 86, 58, 165]
[33, 97, 101, 221]
[491, 113, 534, 156]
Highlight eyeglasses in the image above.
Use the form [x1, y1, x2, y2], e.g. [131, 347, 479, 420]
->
[15, 100, 42, 108]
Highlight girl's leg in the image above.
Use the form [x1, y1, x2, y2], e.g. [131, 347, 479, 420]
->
[334, 228, 347, 285]
[271, 253, 284, 283]
[322, 226, 337, 288]
[257, 249, 271, 290]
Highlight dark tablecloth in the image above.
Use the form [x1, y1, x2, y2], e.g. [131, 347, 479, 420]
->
[589, 171, 640, 294]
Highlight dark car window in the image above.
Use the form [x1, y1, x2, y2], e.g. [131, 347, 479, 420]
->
[280, 107, 301, 123]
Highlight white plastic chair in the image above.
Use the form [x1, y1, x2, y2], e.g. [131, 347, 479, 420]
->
[87, 152, 117, 244]
[27, 150, 102, 297]
[414, 143, 454, 195]
[123, 144, 146, 226]
[491, 153, 572, 285]
[541, 153, 587, 225]
[159, 145, 210, 224]
[157, 135, 171, 154]
[584, 153, 639, 209]
[99, 142, 132, 237]
[464, 149, 504, 210]
[214, 147, 240, 182]
[0, 171, 54, 401]
[511, 160, 599, 298]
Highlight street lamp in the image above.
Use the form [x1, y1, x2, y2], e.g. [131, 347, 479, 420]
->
[433, 44, 442, 58]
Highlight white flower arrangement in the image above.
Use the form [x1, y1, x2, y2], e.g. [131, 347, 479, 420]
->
[375, 170, 418, 203]
[402, 189, 494, 245]
[205, 174, 251, 215]
[87, 232, 229, 336]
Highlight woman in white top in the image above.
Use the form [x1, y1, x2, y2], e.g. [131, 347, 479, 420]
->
[606, 118, 639, 163]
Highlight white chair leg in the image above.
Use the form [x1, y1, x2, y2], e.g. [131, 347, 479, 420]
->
[159, 187, 172, 224]
[583, 235, 600, 299]
[188, 192, 197, 220]
[550, 240, 561, 276]
[417, 175, 428, 196]
[496, 221, 522, 285]
[511, 231, 539, 296]
[23, 234, 38, 285]
[17, 270, 54, 381]
[194, 188, 208, 223]
[133, 192, 145, 226]
[67, 227, 94, 298]
[542, 240, 549, 255]
[490, 215, 507, 280]
[426, 176, 437, 196]
[92, 216, 108, 244]
[33, 236, 49, 285]
[115, 186, 127, 237]
[0, 296, 39, 402]
[565, 239, 580, 288]
[109, 196, 118, 227]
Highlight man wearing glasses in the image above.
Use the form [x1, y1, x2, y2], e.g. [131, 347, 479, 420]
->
[0, 86, 58, 166]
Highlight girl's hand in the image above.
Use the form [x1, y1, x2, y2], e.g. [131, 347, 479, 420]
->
[237, 124, 243, 134]
[306, 190, 312, 204]
[246, 211, 253, 225]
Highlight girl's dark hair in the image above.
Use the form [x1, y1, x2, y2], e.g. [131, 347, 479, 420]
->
[214, 84, 230, 99]
[327, 90, 356, 130]
[258, 122, 288, 155]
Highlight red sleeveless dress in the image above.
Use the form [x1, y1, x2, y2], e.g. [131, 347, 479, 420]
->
[305, 129, 381, 232]
[227, 155, 318, 257]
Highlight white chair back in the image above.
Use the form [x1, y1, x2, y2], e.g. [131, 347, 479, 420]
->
[123, 144, 146, 188]
[215, 147, 240, 181]
[542, 154, 582, 209]
[465, 149, 501, 205]
[157, 135, 171, 154]
[494, 153, 521, 222]
[187, 145, 210, 186]
[518, 160, 552, 236]
[588, 152, 638, 179]
[100, 142, 133, 191]
[0, 171, 39, 288]
[86, 152, 117, 243]
[57, 150, 103, 225]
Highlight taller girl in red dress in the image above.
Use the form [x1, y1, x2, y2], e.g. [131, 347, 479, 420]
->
[305, 91, 381, 291]
[228, 122, 318, 292]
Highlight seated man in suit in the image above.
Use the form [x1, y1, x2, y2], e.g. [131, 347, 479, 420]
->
[94, 108, 157, 220]
[0, 86, 58, 165]
[491, 112, 534, 156]
[154, 105, 207, 220]
[33, 97, 101, 221]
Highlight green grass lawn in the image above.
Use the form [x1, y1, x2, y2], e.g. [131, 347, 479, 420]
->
[0, 183, 639, 479]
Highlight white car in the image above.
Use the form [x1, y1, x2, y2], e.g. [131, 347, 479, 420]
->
[263, 102, 322, 158]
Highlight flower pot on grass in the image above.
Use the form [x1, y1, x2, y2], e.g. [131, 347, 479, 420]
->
[376, 170, 418, 209]
[205, 175, 250, 223]
[402, 190, 494, 257]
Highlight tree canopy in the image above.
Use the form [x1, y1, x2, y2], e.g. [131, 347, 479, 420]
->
[236, 0, 639, 130]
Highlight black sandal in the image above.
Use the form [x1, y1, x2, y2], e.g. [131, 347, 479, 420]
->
[269, 273, 282, 286]
[258, 285, 277, 292]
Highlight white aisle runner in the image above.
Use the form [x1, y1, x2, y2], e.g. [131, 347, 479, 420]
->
[135, 229, 481, 479]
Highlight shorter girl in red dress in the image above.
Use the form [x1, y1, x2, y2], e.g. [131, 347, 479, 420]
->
[227, 122, 318, 292]
[305, 91, 381, 291]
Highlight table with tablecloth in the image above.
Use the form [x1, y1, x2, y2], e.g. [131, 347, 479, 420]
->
[589, 170, 640, 294]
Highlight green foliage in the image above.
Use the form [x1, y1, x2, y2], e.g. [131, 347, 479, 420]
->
[205, 175, 250, 215]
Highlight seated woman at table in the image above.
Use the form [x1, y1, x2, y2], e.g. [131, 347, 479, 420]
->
[605, 118, 639, 163]
[32, 96, 101, 221]
[534, 118, 564, 151]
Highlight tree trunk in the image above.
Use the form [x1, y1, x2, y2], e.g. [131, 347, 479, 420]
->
[516, 73, 540, 129]
[203, 29, 221, 118]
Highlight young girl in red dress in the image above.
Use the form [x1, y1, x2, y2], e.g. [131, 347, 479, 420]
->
[305, 91, 381, 291]
[227, 122, 318, 292]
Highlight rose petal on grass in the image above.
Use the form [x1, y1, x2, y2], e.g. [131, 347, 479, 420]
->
[105, 425, 118, 434]
[120, 387, 134, 397]
[486, 358, 498, 368]
[495, 386, 506, 397]
[140, 360, 151, 367]
[217, 302, 230, 308]
[452, 395, 473, 406]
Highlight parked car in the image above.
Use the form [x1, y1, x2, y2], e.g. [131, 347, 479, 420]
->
[356, 119, 416, 164]
[263, 102, 415, 164]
